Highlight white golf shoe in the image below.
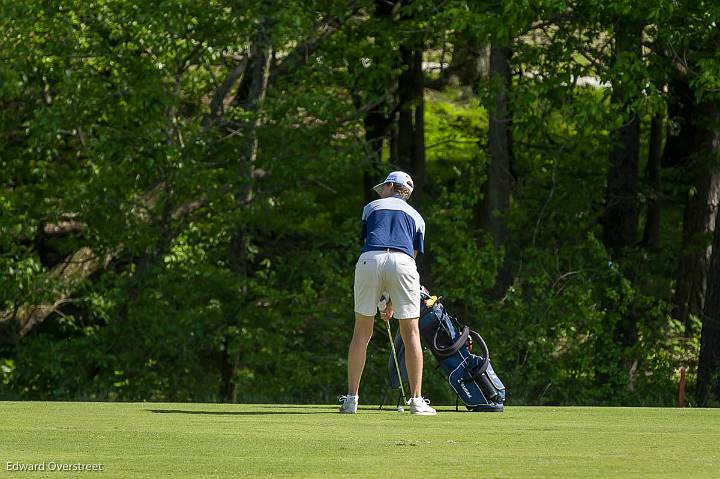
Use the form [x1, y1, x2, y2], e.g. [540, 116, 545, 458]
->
[338, 395, 358, 414]
[408, 397, 437, 415]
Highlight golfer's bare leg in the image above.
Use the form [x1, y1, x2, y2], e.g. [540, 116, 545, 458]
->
[399, 318, 423, 398]
[347, 313, 375, 396]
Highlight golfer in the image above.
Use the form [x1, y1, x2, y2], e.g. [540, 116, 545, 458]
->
[339, 171, 436, 415]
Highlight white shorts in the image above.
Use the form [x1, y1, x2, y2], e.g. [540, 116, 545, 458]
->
[353, 250, 420, 319]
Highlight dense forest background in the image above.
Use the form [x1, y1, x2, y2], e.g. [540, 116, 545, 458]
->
[2, 0, 719, 406]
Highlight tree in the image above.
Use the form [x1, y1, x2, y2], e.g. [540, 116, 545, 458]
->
[668, 78, 720, 330]
[601, 20, 642, 256]
[396, 45, 426, 207]
[2, 0, 717, 407]
[698, 137, 720, 404]
[222, 16, 274, 403]
[477, 42, 514, 296]
[641, 113, 663, 248]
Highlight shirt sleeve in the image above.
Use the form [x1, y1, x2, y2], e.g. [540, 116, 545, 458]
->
[413, 229, 424, 254]
[360, 204, 370, 242]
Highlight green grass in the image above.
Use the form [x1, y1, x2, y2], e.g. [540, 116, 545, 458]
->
[1, 402, 719, 478]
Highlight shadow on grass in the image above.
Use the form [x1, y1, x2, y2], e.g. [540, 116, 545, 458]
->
[148, 408, 334, 416]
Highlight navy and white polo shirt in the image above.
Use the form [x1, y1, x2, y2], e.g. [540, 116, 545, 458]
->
[360, 195, 425, 258]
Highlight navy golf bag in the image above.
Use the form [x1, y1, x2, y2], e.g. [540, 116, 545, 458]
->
[388, 289, 505, 412]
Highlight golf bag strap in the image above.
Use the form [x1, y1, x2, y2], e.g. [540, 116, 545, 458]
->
[433, 325, 470, 357]
[469, 330, 490, 376]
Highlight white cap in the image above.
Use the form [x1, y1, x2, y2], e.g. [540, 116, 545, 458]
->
[373, 171, 414, 196]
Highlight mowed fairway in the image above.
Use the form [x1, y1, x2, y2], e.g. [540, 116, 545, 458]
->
[1, 402, 718, 478]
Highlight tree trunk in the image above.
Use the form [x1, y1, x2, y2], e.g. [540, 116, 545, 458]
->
[395, 44, 426, 206]
[222, 23, 273, 403]
[669, 81, 720, 331]
[597, 22, 642, 391]
[698, 206, 720, 406]
[394, 41, 428, 278]
[673, 168, 720, 330]
[362, 103, 392, 204]
[602, 23, 641, 256]
[479, 43, 512, 248]
[697, 103, 720, 405]
[642, 114, 664, 247]
[396, 45, 415, 173]
[477, 42, 513, 297]
[411, 48, 426, 209]
[662, 78, 695, 168]
[439, 30, 488, 92]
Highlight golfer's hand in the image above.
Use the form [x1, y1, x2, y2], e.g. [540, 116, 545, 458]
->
[381, 305, 393, 322]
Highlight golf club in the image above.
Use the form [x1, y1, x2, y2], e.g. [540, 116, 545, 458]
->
[385, 319, 407, 413]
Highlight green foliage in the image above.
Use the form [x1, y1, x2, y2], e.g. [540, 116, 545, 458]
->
[425, 91, 487, 165]
[0, 0, 713, 406]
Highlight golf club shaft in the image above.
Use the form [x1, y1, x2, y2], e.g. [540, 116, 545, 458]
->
[385, 320, 407, 403]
